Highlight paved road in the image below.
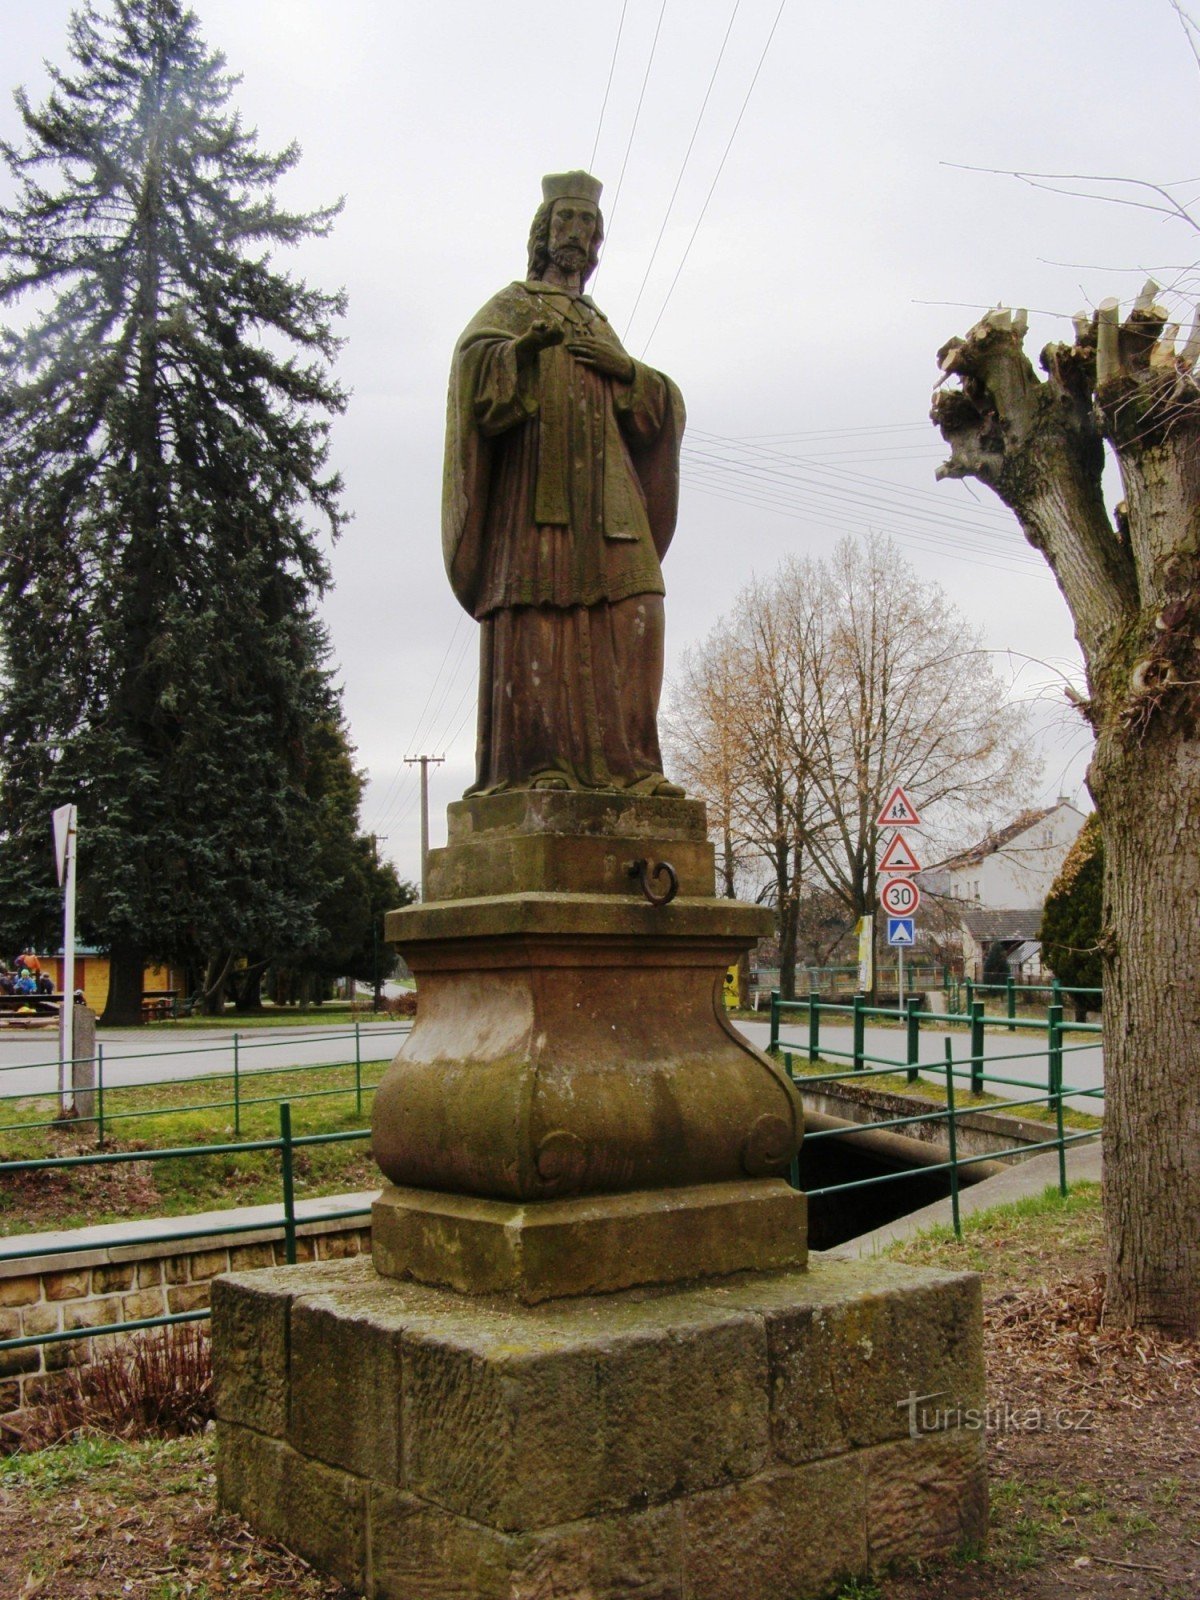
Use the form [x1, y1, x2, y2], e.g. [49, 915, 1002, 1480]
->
[734, 1018, 1104, 1114]
[0, 1020, 411, 1108]
[0, 1014, 1102, 1118]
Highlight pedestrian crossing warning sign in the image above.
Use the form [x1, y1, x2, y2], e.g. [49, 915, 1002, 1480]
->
[876, 785, 921, 828]
[887, 917, 915, 947]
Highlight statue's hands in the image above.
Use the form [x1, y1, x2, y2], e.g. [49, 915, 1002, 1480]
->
[514, 319, 565, 367]
[567, 338, 635, 384]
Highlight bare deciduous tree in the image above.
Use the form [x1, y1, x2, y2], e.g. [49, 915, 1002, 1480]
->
[666, 535, 1035, 997]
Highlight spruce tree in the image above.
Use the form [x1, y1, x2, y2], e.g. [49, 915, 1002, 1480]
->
[0, 0, 348, 1022]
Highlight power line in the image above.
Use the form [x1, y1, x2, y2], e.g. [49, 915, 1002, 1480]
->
[367, 611, 466, 828]
[590, 0, 631, 171]
[680, 444, 1028, 549]
[734, 421, 931, 441]
[409, 624, 474, 757]
[679, 439, 1040, 561]
[681, 477, 1045, 579]
[623, 0, 742, 340]
[640, 0, 787, 355]
[595, 0, 670, 278]
[690, 428, 1016, 525]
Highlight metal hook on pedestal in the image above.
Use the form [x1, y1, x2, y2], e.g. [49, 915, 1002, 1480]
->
[626, 858, 679, 907]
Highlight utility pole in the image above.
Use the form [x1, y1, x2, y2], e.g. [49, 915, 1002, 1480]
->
[404, 754, 444, 897]
[368, 832, 387, 1012]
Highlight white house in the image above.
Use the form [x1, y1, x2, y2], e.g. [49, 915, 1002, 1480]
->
[935, 799, 1087, 911]
[915, 799, 1088, 982]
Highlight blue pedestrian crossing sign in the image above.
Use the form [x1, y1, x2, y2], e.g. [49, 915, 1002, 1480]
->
[887, 917, 915, 947]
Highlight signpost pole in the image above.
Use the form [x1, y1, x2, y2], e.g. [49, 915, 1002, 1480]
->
[53, 804, 78, 1117]
[897, 942, 905, 1005]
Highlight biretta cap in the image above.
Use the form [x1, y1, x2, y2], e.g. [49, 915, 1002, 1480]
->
[541, 170, 603, 205]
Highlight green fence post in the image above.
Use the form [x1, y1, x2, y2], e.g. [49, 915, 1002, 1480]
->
[233, 1031, 241, 1138]
[943, 1039, 962, 1240]
[1051, 977, 1062, 1016]
[905, 996, 921, 1084]
[769, 990, 780, 1054]
[964, 976, 974, 1016]
[280, 1101, 297, 1265]
[1048, 1001, 1064, 1101]
[808, 990, 820, 1064]
[96, 1041, 104, 1147]
[780, 1052, 801, 1190]
[1051, 1003, 1068, 1198]
[1006, 974, 1016, 1032]
[355, 1020, 363, 1118]
[970, 1001, 985, 1096]
[852, 993, 865, 1072]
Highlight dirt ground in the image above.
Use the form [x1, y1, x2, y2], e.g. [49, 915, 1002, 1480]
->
[1, 1184, 1197, 1599]
[883, 1191, 1200, 1600]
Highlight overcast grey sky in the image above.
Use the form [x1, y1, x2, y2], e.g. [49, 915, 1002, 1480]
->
[2, 0, 1194, 884]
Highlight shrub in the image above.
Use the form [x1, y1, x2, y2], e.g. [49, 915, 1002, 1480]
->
[15, 1323, 212, 1451]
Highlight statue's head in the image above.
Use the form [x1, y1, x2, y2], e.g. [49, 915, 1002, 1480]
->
[527, 170, 604, 285]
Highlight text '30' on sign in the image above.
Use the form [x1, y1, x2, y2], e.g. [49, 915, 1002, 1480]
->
[879, 876, 921, 916]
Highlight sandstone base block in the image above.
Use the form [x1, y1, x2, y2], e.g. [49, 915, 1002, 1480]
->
[213, 1254, 987, 1599]
[371, 1178, 808, 1302]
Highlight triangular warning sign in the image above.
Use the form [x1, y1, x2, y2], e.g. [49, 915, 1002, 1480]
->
[876, 785, 921, 828]
[879, 832, 922, 874]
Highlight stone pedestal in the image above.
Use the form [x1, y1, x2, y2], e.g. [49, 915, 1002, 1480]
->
[215, 790, 988, 1592]
[368, 792, 805, 1297]
[213, 1254, 987, 1600]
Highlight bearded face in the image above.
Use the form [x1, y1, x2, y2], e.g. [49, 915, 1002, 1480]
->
[548, 200, 597, 275]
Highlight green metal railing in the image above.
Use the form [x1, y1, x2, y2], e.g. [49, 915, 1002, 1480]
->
[949, 975, 1102, 1021]
[0, 1020, 411, 1145]
[0, 1002, 1104, 1366]
[0, 1100, 372, 1356]
[768, 988, 1103, 1237]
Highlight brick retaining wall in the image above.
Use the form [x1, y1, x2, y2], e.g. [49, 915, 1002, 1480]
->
[0, 1192, 374, 1429]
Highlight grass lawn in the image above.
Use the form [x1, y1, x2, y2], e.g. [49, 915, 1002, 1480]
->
[0, 1057, 391, 1236]
[142, 1002, 404, 1029]
[774, 1047, 1104, 1134]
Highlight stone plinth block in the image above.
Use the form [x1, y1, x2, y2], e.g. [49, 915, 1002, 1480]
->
[428, 791, 715, 901]
[371, 1178, 808, 1302]
[214, 1254, 986, 1599]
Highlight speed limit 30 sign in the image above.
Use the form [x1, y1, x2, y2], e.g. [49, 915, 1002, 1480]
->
[879, 875, 921, 916]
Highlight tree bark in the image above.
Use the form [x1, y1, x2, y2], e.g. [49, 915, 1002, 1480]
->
[1093, 729, 1200, 1334]
[101, 939, 145, 1026]
[934, 296, 1200, 1334]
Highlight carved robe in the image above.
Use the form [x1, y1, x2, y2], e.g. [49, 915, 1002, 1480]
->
[443, 279, 684, 793]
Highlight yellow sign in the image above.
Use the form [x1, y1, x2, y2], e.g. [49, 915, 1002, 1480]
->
[856, 915, 874, 991]
[723, 964, 740, 1010]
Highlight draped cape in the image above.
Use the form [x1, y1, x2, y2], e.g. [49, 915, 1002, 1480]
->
[442, 280, 684, 616]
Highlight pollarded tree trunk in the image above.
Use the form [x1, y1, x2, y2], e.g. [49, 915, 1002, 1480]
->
[1093, 728, 1200, 1331]
[933, 291, 1200, 1335]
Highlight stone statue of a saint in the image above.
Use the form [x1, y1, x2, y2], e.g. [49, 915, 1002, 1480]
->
[443, 170, 685, 796]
